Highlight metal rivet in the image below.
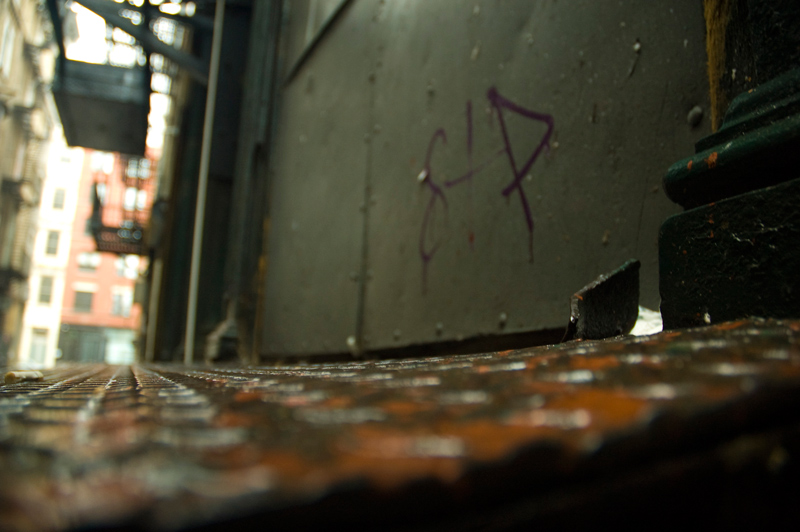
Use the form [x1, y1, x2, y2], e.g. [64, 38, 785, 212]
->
[687, 106, 703, 127]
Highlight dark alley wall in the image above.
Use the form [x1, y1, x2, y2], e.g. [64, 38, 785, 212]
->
[257, 0, 712, 358]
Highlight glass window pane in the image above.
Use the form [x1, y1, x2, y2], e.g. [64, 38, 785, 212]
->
[29, 329, 48, 364]
[74, 291, 93, 313]
[45, 231, 59, 255]
[38, 276, 53, 304]
[53, 189, 66, 209]
[124, 187, 137, 211]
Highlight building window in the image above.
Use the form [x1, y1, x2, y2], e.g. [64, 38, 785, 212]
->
[74, 291, 93, 313]
[0, 16, 15, 79]
[90, 152, 114, 174]
[151, 73, 172, 94]
[136, 190, 147, 210]
[123, 187, 139, 211]
[115, 255, 139, 279]
[126, 157, 150, 179]
[94, 182, 107, 205]
[29, 329, 48, 365]
[111, 287, 133, 318]
[53, 188, 66, 209]
[77, 252, 101, 272]
[115, 256, 126, 277]
[45, 231, 59, 255]
[38, 276, 53, 305]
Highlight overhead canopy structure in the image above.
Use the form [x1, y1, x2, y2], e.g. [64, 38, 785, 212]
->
[45, 0, 210, 156]
[52, 56, 150, 155]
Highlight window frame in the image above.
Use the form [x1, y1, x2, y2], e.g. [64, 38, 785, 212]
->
[45, 231, 59, 255]
[74, 291, 94, 313]
[77, 252, 101, 273]
[29, 328, 48, 364]
[38, 276, 53, 305]
[52, 188, 66, 210]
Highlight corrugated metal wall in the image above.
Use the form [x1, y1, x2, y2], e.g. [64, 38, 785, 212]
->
[260, 0, 710, 357]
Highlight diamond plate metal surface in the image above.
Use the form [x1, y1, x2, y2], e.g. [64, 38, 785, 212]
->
[3, 320, 800, 529]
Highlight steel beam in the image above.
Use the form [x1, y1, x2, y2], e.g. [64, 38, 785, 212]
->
[76, 0, 209, 85]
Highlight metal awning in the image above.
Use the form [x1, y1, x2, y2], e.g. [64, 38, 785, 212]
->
[52, 56, 150, 155]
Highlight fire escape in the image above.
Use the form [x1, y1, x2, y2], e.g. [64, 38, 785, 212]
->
[90, 155, 152, 255]
[45, 0, 203, 256]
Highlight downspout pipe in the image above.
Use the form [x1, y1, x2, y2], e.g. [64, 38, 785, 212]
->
[184, 0, 226, 364]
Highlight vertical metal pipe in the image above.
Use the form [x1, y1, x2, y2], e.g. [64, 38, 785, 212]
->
[144, 258, 163, 362]
[184, 0, 226, 364]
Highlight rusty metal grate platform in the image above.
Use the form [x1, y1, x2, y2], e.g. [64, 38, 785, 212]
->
[3, 320, 800, 530]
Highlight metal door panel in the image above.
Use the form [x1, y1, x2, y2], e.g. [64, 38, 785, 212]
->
[260, 0, 376, 355]
[361, 0, 709, 349]
[262, 0, 710, 356]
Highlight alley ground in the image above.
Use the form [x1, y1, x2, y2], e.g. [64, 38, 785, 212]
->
[2, 319, 800, 530]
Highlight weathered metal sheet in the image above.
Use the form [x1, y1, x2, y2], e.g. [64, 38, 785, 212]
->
[260, 0, 373, 355]
[361, 0, 709, 351]
[3, 320, 800, 529]
[52, 58, 149, 156]
[262, 0, 711, 356]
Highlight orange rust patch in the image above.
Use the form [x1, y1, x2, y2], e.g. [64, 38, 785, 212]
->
[234, 391, 262, 403]
[519, 381, 576, 395]
[705, 152, 719, 168]
[715, 320, 748, 331]
[546, 389, 650, 430]
[260, 450, 320, 482]
[321, 396, 354, 409]
[569, 355, 621, 371]
[215, 412, 257, 428]
[333, 426, 468, 487]
[282, 395, 320, 407]
[379, 400, 435, 417]
[687, 160, 693, 170]
[202, 445, 262, 469]
[437, 420, 555, 461]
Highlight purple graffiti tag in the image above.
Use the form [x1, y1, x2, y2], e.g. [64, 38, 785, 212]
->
[443, 101, 506, 249]
[487, 86, 554, 263]
[419, 128, 448, 294]
[444, 148, 506, 188]
[416, 89, 554, 292]
[444, 101, 473, 189]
